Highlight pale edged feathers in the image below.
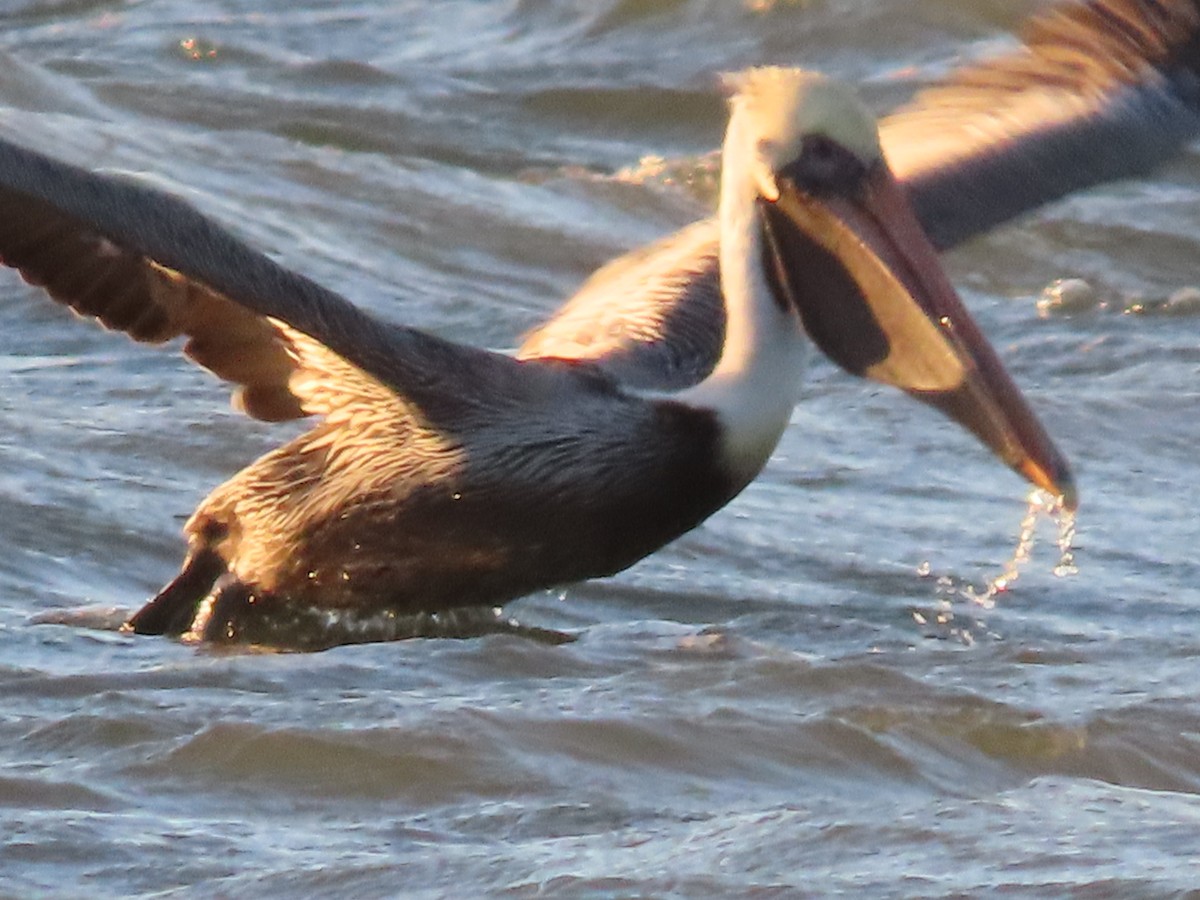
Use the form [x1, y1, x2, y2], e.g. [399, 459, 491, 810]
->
[518, 218, 724, 390]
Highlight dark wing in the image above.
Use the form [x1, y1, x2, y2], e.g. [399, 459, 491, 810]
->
[519, 0, 1200, 388]
[886, 0, 1200, 250]
[517, 218, 723, 390]
[0, 135, 553, 428]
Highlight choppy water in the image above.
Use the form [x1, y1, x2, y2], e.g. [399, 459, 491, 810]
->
[2, 0, 1200, 896]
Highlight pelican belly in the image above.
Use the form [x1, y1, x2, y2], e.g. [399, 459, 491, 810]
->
[153, 380, 740, 643]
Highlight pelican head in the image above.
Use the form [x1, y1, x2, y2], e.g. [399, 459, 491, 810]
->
[724, 68, 881, 204]
[731, 67, 1076, 510]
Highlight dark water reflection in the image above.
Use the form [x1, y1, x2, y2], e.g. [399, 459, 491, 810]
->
[2, 0, 1200, 896]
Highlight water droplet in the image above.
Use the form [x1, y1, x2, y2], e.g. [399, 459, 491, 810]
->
[971, 487, 1080, 606]
[1053, 505, 1079, 577]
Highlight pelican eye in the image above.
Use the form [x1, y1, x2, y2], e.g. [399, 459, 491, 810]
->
[807, 134, 838, 162]
[779, 134, 869, 197]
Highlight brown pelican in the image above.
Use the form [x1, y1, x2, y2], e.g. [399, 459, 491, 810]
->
[0, 0, 1192, 647]
[3, 68, 1069, 648]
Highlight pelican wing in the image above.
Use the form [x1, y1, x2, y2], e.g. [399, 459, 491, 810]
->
[0, 136, 540, 426]
[520, 0, 1200, 387]
[888, 0, 1200, 250]
[517, 218, 723, 391]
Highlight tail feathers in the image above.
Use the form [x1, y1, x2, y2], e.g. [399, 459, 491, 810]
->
[126, 547, 226, 636]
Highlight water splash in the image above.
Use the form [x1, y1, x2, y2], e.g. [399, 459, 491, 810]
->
[612, 151, 720, 200]
[913, 488, 1079, 642]
[955, 489, 1078, 608]
[1052, 503, 1079, 579]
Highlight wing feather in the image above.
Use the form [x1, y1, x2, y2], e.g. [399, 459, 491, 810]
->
[517, 219, 724, 390]
[887, 0, 1200, 249]
[0, 135, 541, 424]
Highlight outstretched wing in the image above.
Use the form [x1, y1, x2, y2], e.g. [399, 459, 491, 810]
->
[0, 136, 541, 428]
[519, 0, 1200, 387]
[887, 0, 1200, 250]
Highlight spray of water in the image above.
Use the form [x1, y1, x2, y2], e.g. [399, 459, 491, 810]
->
[913, 488, 1078, 642]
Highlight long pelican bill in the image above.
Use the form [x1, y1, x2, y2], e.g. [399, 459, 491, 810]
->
[759, 163, 1078, 511]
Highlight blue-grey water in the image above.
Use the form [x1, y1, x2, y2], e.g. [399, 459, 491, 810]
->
[2, 0, 1199, 896]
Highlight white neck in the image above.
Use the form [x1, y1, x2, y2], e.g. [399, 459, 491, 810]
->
[671, 113, 810, 487]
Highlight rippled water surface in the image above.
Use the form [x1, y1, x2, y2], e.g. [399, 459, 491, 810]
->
[3, 0, 1200, 896]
